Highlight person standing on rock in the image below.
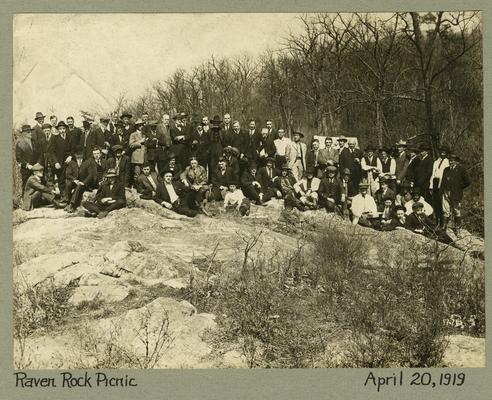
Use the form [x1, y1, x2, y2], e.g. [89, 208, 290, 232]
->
[81, 168, 126, 218]
[287, 131, 307, 181]
[15, 124, 38, 194]
[440, 154, 471, 235]
[154, 170, 198, 217]
[429, 146, 450, 229]
[135, 162, 160, 200]
[128, 119, 147, 188]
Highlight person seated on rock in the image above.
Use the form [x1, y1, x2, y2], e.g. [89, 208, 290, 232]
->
[106, 144, 130, 187]
[81, 168, 126, 218]
[257, 157, 282, 200]
[339, 167, 357, 220]
[378, 197, 396, 231]
[161, 152, 182, 182]
[22, 163, 64, 211]
[388, 205, 407, 230]
[64, 146, 107, 213]
[241, 161, 267, 205]
[405, 201, 437, 236]
[63, 145, 84, 203]
[350, 181, 378, 227]
[180, 156, 209, 214]
[395, 181, 413, 207]
[275, 164, 297, 198]
[318, 165, 341, 213]
[154, 170, 198, 218]
[223, 146, 240, 183]
[292, 168, 321, 210]
[223, 180, 251, 216]
[374, 175, 396, 211]
[404, 188, 433, 217]
[136, 162, 160, 200]
[210, 157, 235, 201]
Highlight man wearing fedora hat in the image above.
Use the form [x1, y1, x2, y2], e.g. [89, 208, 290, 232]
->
[240, 160, 267, 205]
[441, 154, 470, 234]
[207, 115, 225, 178]
[339, 138, 363, 188]
[129, 119, 147, 187]
[223, 146, 241, 182]
[120, 111, 134, 135]
[170, 112, 190, 167]
[21, 163, 64, 211]
[144, 120, 167, 172]
[395, 140, 410, 186]
[81, 168, 126, 218]
[47, 120, 73, 195]
[15, 125, 38, 193]
[106, 144, 130, 187]
[416, 144, 434, 202]
[275, 164, 297, 199]
[287, 131, 307, 181]
[32, 112, 46, 145]
[293, 168, 321, 210]
[429, 145, 450, 228]
[63, 145, 84, 203]
[80, 117, 105, 160]
[109, 120, 130, 156]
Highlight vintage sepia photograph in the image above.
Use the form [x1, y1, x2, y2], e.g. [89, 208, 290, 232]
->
[12, 12, 484, 369]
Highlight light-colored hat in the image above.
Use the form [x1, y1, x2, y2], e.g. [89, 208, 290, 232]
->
[31, 163, 44, 171]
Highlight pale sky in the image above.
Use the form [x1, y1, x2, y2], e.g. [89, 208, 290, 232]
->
[13, 13, 305, 122]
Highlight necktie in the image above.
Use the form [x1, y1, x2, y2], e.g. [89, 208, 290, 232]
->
[438, 159, 444, 169]
[269, 168, 272, 179]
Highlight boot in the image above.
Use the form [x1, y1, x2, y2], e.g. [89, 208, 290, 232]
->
[453, 216, 462, 236]
[441, 216, 448, 232]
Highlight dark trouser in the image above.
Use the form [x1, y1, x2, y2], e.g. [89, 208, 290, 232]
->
[320, 196, 339, 213]
[130, 163, 142, 187]
[82, 199, 126, 215]
[70, 184, 92, 208]
[64, 180, 76, 202]
[284, 192, 303, 210]
[147, 158, 157, 172]
[31, 191, 55, 209]
[275, 155, 287, 169]
[20, 168, 31, 195]
[173, 202, 198, 217]
[52, 165, 65, 193]
[242, 184, 262, 203]
[210, 186, 227, 201]
[432, 184, 444, 225]
[187, 187, 208, 208]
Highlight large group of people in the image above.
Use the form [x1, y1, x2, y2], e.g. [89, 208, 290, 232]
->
[15, 111, 471, 240]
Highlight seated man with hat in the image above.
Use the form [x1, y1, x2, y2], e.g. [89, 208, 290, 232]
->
[240, 161, 267, 205]
[258, 157, 282, 200]
[339, 167, 357, 219]
[405, 201, 437, 236]
[161, 152, 182, 182]
[154, 170, 198, 218]
[275, 164, 297, 199]
[223, 146, 241, 182]
[81, 168, 126, 218]
[21, 163, 64, 211]
[293, 168, 321, 210]
[106, 144, 130, 187]
[350, 181, 378, 227]
[318, 165, 342, 213]
[64, 145, 85, 203]
[374, 175, 396, 211]
[180, 156, 210, 215]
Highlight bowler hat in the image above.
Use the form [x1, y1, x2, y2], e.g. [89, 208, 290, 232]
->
[293, 131, 304, 138]
[74, 145, 84, 155]
[105, 168, 118, 178]
[439, 145, 451, 153]
[82, 120, 92, 128]
[83, 113, 95, 123]
[448, 154, 460, 161]
[210, 115, 222, 125]
[379, 175, 388, 183]
[161, 169, 174, 176]
[112, 144, 123, 152]
[341, 168, 351, 176]
[173, 112, 187, 120]
[34, 112, 45, 120]
[419, 144, 431, 152]
[31, 163, 44, 171]
[56, 121, 68, 128]
[228, 180, 239, 187]
[21, 124, 33, 132]
[120, 111, 132, 119]
[149, 120, 158, 126]
[305, 168, 315, 175]
[359, 182, 369, 189]
[249, 161, 258, 170]
[167, 152, 176, 159]
[42, 123, 52, 129]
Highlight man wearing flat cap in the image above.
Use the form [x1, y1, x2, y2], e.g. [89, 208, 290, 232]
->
[22, 163, 63, 211]
[429, 145, 450, 228]
[441, 154, 470, 235]
[15, 125, 38, 193]
[318, 165, 342, 212]
[287, 131, 307, 181]
[81, 168, 126, 218]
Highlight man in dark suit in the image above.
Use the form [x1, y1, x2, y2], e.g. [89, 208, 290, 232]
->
[257, 157, 281, 200]
[189, 121, 210, 171]
[135, 163, 160, 200]
[240, 161, 265, 204]
[395, 140, 409, 186]
[264, 119, 278, 140]
[244, 119, 260, 163]
[222, 113, 233, 138]
[441, 154, 471, 234]
[156, 114, 173, 172]
[256, 127, 276, 166]
[318, 165, 341, 212]
[48, 121, 73, 194]
[403, 147, 420, 188]
[80, 119, 105, 160]
[224, 121, 249, 159]
[339, 138, 363, 187]
[210, 157, 235, 201]
[82, 169, 126, 218]
[144, 120, 167, 172]
[63, 146, 84, 203]
[106, 145, 130, 187]
[32, 112, 46, 145]
[66, 116, 83, 155]
[170, 113, 190, 167]
[415, 144, 434, 203]
[21, 163, 63, 211]
[110, 121, 130, 156]
[65, 147, 107, 213]
[15, 125, 38, 193]
[154, 170, 198, 217]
